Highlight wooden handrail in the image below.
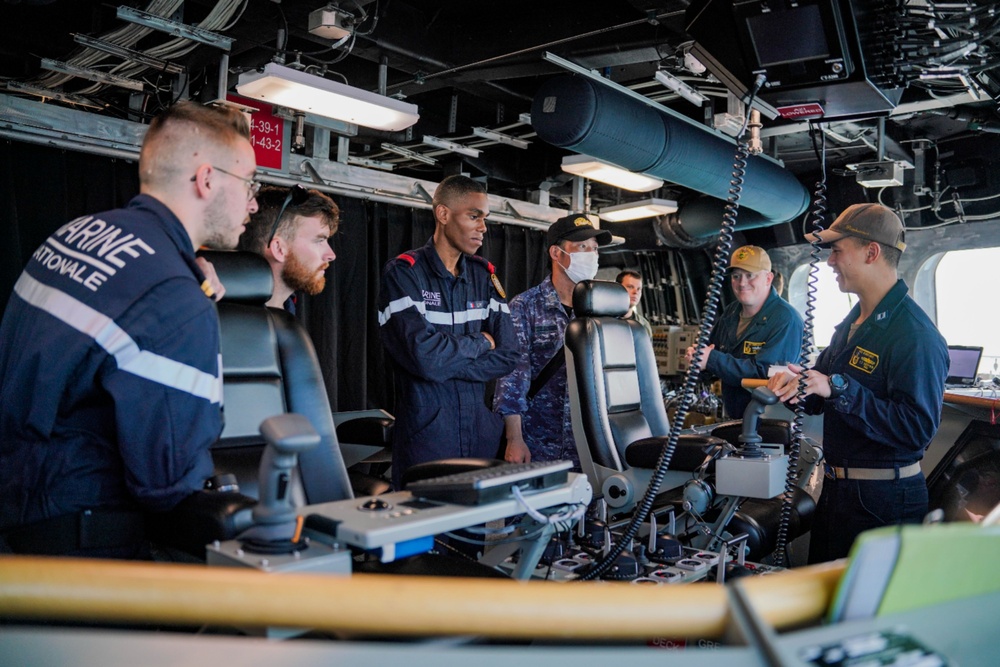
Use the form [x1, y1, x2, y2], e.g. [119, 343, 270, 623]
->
[0, 556, 845, 639]
[740, 378, 769, 389]
[943, 391, 1000, 411]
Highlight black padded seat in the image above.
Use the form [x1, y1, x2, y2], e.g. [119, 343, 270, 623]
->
[625, 434, 731, 472]
[203, 252, 498, 578]
[202, 250, 353, 505]
[565, 280, 670, 472]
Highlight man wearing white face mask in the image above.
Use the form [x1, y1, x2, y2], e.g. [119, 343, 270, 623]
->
[494, 214, 612, 467]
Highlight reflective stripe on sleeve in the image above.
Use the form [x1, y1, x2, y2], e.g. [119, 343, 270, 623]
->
[14, 272, 223, 404]
[379, 296, 509, 327]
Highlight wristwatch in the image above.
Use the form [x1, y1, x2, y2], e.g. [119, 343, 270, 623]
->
[828, 373, 848, 398]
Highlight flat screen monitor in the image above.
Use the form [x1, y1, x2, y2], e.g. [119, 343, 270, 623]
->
[746, 5, 831, 67]
[947, 345, 983, 385]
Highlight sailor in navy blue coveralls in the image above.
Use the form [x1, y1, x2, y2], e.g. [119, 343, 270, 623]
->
[378, 177, 517, 489]
[0, 101, 258, 558]
[768, 204, 948, 563]
[690, 245, 803, 419]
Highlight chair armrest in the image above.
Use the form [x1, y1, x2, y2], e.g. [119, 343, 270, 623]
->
[336, 415, 394, 447]
[147, 490, 256, 560]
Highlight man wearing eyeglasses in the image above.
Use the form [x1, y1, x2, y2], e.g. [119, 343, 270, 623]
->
[238, 185, 339, 311]
[378, 175, 518, 490]
[686, 245, 804, 419]
[0, 101, 259, 558]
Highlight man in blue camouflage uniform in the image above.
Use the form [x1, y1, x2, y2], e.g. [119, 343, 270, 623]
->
[769, 204, 948, 563]
[378, 175, 518, 489]
[495, 214, 612, 468]
[0, 101, 259, 558]
[687, 245, 804, 419]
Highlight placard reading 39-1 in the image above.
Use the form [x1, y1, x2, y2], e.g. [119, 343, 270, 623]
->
[227, 94, 284, 170]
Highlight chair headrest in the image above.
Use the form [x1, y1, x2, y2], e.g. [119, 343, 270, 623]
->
[572, 280, 630, 317]
[197, 250, 273, 305]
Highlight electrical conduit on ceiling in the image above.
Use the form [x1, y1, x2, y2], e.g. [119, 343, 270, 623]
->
[531, 75, 810, 237]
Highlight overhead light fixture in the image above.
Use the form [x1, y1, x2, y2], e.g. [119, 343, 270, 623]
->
[654, 70, 708, 107]
[598, 198, 678, 222]
[236, 62, 419, 132]
[561, 155, 663, 193]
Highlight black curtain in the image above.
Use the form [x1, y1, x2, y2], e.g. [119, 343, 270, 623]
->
[0, 141, 138, 314]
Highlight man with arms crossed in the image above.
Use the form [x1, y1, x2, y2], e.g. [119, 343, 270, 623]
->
[378, 175, 518, 489]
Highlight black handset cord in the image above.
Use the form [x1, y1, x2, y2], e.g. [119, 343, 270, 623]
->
[579, 75, 767, 581]
[770, 123, 828, 567]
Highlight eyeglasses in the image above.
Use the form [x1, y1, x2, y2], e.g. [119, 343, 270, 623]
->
[268, 184, 310, 244]
[191, 166, 261, 201]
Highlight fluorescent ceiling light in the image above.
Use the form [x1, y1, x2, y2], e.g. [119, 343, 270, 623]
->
[599, 198, 678, 222]
[236, 62, 419, 132]
[560, 155, 663, 192]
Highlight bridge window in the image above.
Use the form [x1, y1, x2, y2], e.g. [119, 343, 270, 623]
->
[789, 261, 857, 350]
[934, 247, 1000, 378]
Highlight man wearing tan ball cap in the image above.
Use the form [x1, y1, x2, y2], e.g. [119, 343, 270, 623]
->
[687, 244, 804, 419]
[810, 202, 907, 251]
[767, 202, 948, 563]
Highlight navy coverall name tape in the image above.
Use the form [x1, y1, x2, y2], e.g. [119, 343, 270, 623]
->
[379, 295, 510, 326]
[14, 271, 222, 403]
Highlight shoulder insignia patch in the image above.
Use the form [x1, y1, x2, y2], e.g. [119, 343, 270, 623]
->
[491, 273, 507, 299]
[396, 252, 416, 267]
[468, 254, 495, 274]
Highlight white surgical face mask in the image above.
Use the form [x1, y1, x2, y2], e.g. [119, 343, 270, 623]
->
[558, 247, 599, 283]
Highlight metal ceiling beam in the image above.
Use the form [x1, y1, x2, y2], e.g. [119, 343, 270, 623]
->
[116, 6, 233, 51]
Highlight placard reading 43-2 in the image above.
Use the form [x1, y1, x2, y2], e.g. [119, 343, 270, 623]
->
[227, 94, 284, 170]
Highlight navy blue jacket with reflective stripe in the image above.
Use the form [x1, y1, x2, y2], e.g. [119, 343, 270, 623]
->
[377, 238, 517, 486]
[0, 195, 220, 529]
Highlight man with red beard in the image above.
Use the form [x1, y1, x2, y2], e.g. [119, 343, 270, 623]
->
[238, 185, 339, 312]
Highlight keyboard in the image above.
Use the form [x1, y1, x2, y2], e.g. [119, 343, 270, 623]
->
[405, 460, 573, 505]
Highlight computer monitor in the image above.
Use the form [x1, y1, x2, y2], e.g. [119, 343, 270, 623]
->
[946, 345, 983, 385]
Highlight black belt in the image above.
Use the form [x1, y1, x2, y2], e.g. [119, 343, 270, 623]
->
[2, 509, 146, 556]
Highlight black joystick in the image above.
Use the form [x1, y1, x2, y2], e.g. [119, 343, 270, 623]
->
[599, 550, 641, 581]
[239, 414, 319, 552]
[577, 519, 608, 548]
[647, 533, 684, 563]
[739, 386, 779, 458]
